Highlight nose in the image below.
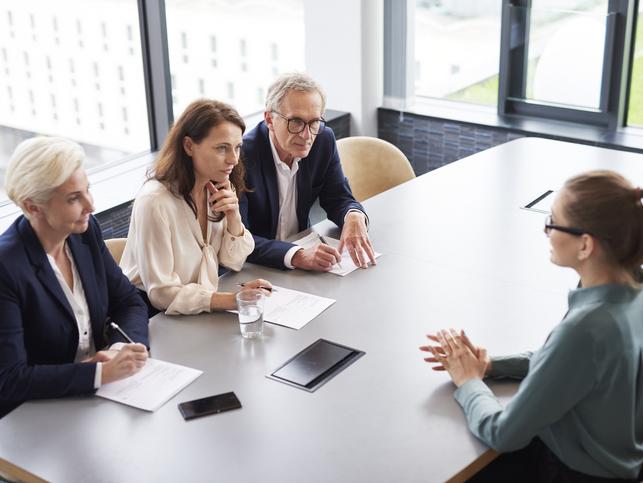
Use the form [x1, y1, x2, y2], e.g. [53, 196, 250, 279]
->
[227, 149, 239, 165]
[299, 124, 312, 140]
[83, 193, 95, 214]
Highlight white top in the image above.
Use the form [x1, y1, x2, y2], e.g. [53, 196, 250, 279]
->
[46, 243, 101, 388]
[120, 180, 255, 315]
[269, 136, 303, 269]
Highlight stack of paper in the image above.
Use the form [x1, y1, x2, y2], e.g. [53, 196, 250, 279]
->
[263, 285, 335, 330]
[96, 358, 202, 412]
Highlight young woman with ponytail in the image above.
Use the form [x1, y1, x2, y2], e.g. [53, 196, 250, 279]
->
[420, 170, 643, 482]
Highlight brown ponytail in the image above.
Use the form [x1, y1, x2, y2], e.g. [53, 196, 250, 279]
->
[563, 170, 643, 279]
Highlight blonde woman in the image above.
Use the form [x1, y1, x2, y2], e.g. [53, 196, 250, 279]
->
[0, 137, 149, 418]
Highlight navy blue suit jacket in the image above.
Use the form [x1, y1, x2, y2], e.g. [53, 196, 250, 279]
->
[0, 215, 149, 417]
[239, 121, 365, 269]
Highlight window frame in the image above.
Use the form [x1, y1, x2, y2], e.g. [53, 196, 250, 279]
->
[392, 0, 642, 132]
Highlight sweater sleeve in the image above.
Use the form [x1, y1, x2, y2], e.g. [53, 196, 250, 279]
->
[487, 352, 533, 380]
[453, 321, 597, 453]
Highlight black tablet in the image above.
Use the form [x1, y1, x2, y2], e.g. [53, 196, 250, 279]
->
[267, 339, 365, 392]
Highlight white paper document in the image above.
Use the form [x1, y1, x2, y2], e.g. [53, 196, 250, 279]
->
[96, 358, 202, 412]
[263, 285, 335, 330]
[293, 232, 382, 277]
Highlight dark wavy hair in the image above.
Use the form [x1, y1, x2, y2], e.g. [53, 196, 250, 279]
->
[151, 99, 248, 220]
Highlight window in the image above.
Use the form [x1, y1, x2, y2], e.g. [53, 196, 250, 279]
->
[414, 0, 502, 105]
[165, 0, 305, 117]
[0, 0, 150, 198]
[628, 2, 643, 126]
[507, 0, 608, 110]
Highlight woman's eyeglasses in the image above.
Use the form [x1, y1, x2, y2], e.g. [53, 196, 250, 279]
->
[544, 215, 587, 237]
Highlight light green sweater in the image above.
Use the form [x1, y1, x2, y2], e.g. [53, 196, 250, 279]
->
[454, 284, 643, 479]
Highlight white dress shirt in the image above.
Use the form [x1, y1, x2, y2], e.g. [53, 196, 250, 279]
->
[120, 180, 255, 315]
[269, 136, 305, 268]
[268, 136, 368, 269]
[46, 243, 102, 388]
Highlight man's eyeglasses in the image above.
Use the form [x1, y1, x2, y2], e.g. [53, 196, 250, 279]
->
[544, 215, 587, 237]
[272, 111, 326, 135]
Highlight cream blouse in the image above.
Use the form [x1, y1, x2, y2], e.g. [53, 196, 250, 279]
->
[120, 180, 254, 315]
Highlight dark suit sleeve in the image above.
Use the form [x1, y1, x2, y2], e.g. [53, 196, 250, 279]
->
[239, 191, 296, 270]
[318, 130, 366, 228]
[0, 263, 96, 410]
[91, 218, 149, 347]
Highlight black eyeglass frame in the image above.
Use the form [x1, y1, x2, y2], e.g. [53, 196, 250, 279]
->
[544, 215, 589, 237]
[271, 111, 326, 135]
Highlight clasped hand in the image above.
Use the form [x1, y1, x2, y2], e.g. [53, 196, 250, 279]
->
[419, 329, 490, 387]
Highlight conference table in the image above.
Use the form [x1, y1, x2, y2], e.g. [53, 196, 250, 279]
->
[1, 138, 642, 483]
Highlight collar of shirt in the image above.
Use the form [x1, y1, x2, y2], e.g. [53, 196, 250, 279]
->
[269, 135, 302, 241]
[46, 242, 96, 362]
[568, 282, 639, 307]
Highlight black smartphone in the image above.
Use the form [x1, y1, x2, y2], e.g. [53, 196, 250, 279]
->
[178, 392, 242, 421]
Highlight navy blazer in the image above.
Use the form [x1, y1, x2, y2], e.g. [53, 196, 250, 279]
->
[0, 215, 149, 417]
[239, 121, 365, 269]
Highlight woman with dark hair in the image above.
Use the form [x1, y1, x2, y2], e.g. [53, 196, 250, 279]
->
[121, 99, 270, 315]
[420, 170, 643, 482]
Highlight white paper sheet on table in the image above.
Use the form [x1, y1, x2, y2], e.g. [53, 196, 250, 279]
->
[96, 358, 202, 412]
[262, 285, 335, 330]
[293, 232, 382, 277]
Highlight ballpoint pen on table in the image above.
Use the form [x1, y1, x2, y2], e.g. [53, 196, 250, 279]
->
[317, 234, 344, 269]
[110, 321, 135, 344]
[236, 283, 276, 293]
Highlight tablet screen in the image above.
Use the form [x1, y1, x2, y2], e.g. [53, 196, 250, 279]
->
[272, 339, 354, 387]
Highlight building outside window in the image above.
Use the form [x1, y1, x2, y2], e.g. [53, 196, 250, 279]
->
[0, 0, 150, 198]
[414, 0, 502, 105]
[165, 0, 305, 118]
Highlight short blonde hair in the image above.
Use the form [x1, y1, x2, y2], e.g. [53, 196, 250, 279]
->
[265, 72, 326, 113]
[5, 136, 85, 212]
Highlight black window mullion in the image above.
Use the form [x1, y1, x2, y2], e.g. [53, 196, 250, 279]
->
[137, 0, 173, 151]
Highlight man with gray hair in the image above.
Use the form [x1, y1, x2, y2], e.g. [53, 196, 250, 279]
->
[239, 72, 376, 271]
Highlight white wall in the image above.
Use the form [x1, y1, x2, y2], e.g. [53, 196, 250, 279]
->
[304, 0, 383, 136]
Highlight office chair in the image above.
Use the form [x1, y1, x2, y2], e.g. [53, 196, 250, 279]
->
[105, 238, 127, 265]
[336, 136, 415, 202]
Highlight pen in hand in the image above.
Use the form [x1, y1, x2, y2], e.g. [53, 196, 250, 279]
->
[110, 322, 135, 344]
[317, 234, 344, 269]
[236, 283, 276, 293]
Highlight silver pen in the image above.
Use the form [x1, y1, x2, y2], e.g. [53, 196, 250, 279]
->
[110, 322, 135, 344]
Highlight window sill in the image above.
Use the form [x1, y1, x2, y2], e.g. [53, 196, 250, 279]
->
[388, 97, 643, 153]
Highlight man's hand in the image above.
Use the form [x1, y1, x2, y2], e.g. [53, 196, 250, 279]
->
[338, 212, 376, 268]
[292, 245, 341, 271]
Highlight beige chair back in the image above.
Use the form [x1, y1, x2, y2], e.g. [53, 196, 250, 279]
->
[105, 238, 127, 265]
[336, 136, 415, 202]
